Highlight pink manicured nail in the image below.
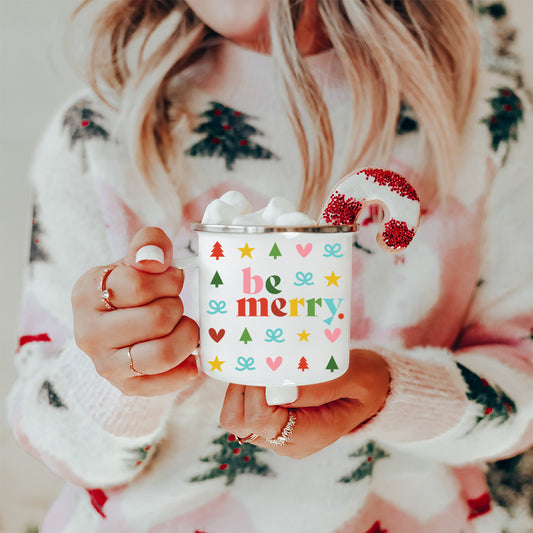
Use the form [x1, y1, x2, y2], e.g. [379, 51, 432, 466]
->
[136, 245, 164, 264]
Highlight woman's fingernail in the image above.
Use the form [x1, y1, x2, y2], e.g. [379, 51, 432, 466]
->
[265, 385, 298, 406]
[136, 245, 165, 264]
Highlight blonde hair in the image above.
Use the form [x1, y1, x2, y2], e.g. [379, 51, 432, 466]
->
[73, 0, 480, 216]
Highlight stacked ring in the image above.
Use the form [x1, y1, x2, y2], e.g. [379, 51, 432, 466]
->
[265, 409, 296, 446]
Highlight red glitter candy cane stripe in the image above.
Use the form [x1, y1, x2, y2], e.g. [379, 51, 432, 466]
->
[363, 168, 420, 202]
[381, 219, 416, 250]
[321, 192, 363, 225]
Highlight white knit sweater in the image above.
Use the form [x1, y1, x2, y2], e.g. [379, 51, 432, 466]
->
[8, 34, 533, 533]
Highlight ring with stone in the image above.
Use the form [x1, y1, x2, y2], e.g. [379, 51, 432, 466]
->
[99, 266, 116, 311]
[128, 345, 146, 376]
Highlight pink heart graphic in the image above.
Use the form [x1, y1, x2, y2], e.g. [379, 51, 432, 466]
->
[266, 356, 283, 371]
[208, 328, 225, 343]
[296, 243, 312, 257]
[325, 328, 341, 342]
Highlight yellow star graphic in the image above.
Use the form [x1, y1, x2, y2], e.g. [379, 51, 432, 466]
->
[238, 243, 255, 259]
[208, 356, 225, 372]
[297, 329, 310, 342]
[324, 271, 341, 287]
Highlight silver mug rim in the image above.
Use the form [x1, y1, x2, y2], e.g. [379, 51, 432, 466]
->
[190, 222, 357, 234]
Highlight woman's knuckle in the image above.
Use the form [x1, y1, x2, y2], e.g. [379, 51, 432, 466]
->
[148, 303, 174, 332]
[130, 273, 149, 300]
[169, 268, 184, 294]
[219, 411, 239, 432]
[93, 358, 114, 380]
[160, 345, 177, 367]
[74, 330, 95, 355]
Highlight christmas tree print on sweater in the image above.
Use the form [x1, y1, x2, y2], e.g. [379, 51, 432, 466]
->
[191, 432, 274, 486]
[30, 203, 48, 263]
[39, 380, 67, 409]
[186, 102, 275, 170]
[486, 449, 533, 522]
[482, 86, 524, 162]
[63, 99, 109, 147]
[339, 441, 389, 483]
[456, 362, 516, 432]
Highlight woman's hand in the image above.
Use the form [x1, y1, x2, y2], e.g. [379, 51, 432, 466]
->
[219, 349, 390, 459]
[72, 227, 199, 397]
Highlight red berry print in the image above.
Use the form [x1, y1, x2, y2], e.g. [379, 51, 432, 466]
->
[365, 521, 388, 533]
[86, 488, 108, 518]
[467, 493, 491, 519]
[18, 333, 52, 349]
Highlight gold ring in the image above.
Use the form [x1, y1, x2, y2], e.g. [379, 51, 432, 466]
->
[236, 433, 259, 445]
[128, 345, 145, 376]
[99, 266, 116, 311]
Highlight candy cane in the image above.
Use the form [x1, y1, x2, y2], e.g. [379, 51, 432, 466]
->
[319, 167, 421, 253]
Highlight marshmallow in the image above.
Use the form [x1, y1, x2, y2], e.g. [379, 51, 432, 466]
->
[275, 211, 316, 226]
[201, 199, 239, 224]
[201, 190, 315, 228]
[219, 190, 253, 215]
[232, 211, 267, 226]
[262, 196, 297, 225]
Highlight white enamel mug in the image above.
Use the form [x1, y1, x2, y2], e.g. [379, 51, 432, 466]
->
[175, 223, 356, 404]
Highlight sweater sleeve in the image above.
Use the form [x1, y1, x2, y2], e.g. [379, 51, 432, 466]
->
[354, 83, 533, 465]
[7, 95, 178, 488]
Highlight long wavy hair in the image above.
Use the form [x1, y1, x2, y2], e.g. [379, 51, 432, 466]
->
[72, 0, 480, 216]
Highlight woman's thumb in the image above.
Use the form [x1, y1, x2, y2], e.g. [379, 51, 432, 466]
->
[127, 227, 173, 273]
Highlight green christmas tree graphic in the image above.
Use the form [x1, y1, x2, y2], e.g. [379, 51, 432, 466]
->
[190, 432, 274, 486]
[326, 356, 339, 372]
[210, 271, 223, 288]
[186, 102, 275, 170]
[239, 328, 253, 344]
[340, 441, 389, 483]
[269, 243, 282, 259]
